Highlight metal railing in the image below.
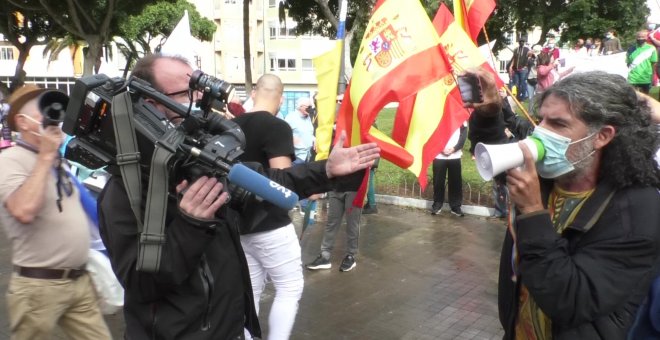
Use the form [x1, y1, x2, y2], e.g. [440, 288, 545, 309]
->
[375, 173, 495, 207]
[1, 76, 77, 95]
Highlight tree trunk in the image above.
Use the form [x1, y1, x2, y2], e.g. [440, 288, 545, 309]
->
[84, 39, 103, 76]
[243, 0, 253, 94]
[11, 44, 32, 91]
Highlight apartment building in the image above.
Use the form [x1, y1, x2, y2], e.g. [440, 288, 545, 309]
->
[191, 0, 333, 116]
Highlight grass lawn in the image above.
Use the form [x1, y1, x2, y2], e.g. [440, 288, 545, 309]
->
[373, 108, 491, 204]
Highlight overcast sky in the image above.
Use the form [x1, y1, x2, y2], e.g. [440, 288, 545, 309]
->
[650, 0, 660, 23]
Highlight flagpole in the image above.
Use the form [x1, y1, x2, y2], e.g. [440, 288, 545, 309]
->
[337, 0, 348, 95]
[481, 27, 537, 126]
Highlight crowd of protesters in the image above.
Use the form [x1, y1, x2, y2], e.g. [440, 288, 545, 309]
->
[2, 23, 660, 340]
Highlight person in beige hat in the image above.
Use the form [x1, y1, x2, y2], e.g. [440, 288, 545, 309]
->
[0, 85, 111, 339]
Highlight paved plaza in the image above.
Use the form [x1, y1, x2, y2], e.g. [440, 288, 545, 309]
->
[0, 202, 507, 339]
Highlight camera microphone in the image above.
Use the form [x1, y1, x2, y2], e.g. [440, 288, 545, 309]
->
[228, 164, 299, 210]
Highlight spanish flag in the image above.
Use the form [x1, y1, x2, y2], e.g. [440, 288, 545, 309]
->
[335, 0, 452, 170]
[453, 0, 496, 42]
[391, 3, 502, 189]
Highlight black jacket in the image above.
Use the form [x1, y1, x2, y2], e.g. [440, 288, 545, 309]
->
[498, 180, 660, 339]
[99, 161, 334, 339]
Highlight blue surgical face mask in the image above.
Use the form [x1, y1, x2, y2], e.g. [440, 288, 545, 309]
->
[532, 126, 596, 178]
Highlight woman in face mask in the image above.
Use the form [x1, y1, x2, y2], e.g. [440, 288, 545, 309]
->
[601, 29, 622, 54]
[536, 52, 575, 95]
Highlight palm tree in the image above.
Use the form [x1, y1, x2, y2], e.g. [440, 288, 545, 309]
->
[42, 34, 85, 75]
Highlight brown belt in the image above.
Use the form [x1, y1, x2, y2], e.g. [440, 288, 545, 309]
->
[14, 266, 87, 280]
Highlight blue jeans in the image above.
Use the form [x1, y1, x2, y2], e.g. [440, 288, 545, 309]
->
[527, 82, 536, 111]
[512, 69, 528, 100]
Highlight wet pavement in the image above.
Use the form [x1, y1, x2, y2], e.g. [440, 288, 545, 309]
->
[0, 202, 507, 339]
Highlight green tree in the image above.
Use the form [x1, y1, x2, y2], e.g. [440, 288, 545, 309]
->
[116, 0, 215, 69]
[559, 0, 648, 47]
[499, 0, 648, 48]
[9, 0, 177, 75]
[0, 1, 64, 91]
[281, 0, 375, 76]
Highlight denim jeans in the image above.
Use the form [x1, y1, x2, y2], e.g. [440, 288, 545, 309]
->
[527, 82, 536, 111]
[512, 69, 529, 99]
[241, 224, 304, 340]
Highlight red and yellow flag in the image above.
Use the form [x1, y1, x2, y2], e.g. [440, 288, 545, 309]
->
[453, 0, 496, 42]
[390, 3, 501, 189]
[335, 0, 452, 170]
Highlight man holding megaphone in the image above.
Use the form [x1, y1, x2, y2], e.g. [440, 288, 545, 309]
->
[466, 68, 660, 339]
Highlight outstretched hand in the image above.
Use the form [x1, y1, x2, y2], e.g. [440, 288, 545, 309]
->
[325, 131, 381, 178]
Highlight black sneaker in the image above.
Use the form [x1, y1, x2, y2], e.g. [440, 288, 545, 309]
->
[306, 255, 331, 270]
[450, 208, 465, 217]
[362, 206, 378, 214]
[339, 255, 356, 272]
[431, 205, 442, 215]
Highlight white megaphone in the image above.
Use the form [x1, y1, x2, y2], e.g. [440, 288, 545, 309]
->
[474, 137, 545, 180]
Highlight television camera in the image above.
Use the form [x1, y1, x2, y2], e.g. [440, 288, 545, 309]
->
[62, 71, 298, 272]
[63, 70, 297, 210]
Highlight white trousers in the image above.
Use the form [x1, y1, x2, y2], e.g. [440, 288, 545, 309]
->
[241, 224, 304, 340]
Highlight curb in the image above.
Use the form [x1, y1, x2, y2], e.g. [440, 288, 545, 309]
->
[374, 194, 494, 217]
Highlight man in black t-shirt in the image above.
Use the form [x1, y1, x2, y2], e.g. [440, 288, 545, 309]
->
[232, 74, 302, 340]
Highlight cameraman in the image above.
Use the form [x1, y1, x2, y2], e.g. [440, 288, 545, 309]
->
[97, 54, 380, 339]
[0, 85, 111, 339]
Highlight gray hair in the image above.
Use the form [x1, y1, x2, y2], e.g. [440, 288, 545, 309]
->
[535, 71, 660, 189]
[296, 97, 311, 108]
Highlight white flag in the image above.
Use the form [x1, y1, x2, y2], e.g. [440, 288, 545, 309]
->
[160, 10, 200, 67]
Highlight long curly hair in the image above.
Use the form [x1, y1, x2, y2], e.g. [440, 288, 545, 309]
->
[536, 71, 660, 189]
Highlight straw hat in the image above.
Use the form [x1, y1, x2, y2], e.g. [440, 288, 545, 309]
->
[6, 85, 47, 131]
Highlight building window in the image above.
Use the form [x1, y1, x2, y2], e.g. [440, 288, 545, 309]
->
[0, 47, 14, 60]
[280, 91, 311, 118]
[270, 57, 296, 71]
[269, 22, 297, 39]
[302, 59, 313, 71]
[269, 0, 278, 7]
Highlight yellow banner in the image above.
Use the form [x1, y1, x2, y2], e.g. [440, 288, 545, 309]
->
[312, 40, 343, 160]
